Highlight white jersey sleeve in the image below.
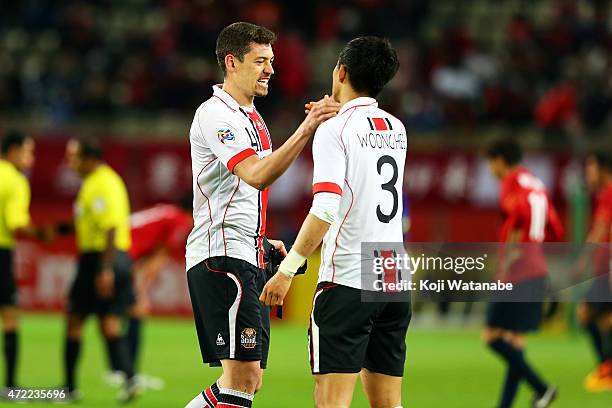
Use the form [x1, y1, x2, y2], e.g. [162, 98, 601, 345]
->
[193, 108, 257, 173]
[311, 121, 346, 195]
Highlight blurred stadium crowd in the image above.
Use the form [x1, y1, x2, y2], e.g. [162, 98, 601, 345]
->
[0, 0, 610, 142]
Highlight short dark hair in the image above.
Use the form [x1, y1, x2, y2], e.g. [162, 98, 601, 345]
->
[590, 152, 612, 172]
[338, 36, 399, 97]
[1, 130, 27, 155]
[216, 22, 276, 76]
[486, 139, 523, 165]
[75, 138, 103, 160]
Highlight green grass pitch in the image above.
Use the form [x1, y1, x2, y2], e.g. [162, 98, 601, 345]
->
[1, 314, 611, 407]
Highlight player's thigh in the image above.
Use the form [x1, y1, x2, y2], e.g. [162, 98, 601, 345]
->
[360, 368, 402, 408]
[314, 373, 359, 408]
[363, 300, 411, 377]
[310, 283, 374, 375]
[103, 251, 136, 317]
[577, 302, 593, 324]
[188, 257, 268, 366]
[68, 254, 99, 316]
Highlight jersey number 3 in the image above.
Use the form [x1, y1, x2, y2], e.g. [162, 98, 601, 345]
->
[376, 155, 399, 223]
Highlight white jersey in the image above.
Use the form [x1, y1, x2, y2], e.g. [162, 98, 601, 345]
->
[312, 97, 407, 289]
[186, 85, 272, 270]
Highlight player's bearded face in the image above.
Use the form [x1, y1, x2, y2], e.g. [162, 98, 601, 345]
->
[236, 43, 274, 98]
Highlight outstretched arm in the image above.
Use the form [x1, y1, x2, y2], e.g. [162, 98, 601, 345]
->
[233, 96, 340, 190]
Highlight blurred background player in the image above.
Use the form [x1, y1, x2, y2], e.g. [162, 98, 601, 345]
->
[576, 152, 612, 391]
[184, 21, 339, 408]
[484, 139, 563, 408]
[261, 36, 410, 408]
[57, 138, 137, 403]
[105, 197, 193, 390]
[0, 130, 50, 392]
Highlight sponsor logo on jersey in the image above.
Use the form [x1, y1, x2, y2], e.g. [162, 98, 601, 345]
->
[240, 328, 257, 349]
[216, 333, 225, 346]
[217, 129, 235, 144]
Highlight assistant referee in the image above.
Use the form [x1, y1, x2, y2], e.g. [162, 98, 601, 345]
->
[0, 130, 50, 392]
[58, 138, 137, 403]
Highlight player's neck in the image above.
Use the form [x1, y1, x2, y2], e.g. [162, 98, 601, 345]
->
[222, 81, 254, 107]
[1, 154, 20, 169]
[82, 162, 102, 176]
[338, 88, 370, 106]
[501, 165, 521, 179]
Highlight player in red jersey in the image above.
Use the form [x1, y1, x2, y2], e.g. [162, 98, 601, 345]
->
[105, 198, 192, 389]
[576, 152, 612, 391]
[485, 140, 562, 408]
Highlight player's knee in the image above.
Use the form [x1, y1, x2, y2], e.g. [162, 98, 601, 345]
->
[228, 365, 260, 394]
[253, 369, 264, 394]
[369, 397, 401, 408]
[509, 335, 525, 349]
[598, 312, 612, 329]
[483, 328, 501, 345]
[66, 315, 83, 339]
[577, 303, 592, 325]
[100, 316, 121, 338]
[1, 309, 19, 331]
[313, 379, 324, 408]
[314, 379, 350, 408]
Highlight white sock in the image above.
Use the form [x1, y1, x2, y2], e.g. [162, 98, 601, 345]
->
[185, 392, 214, 408]
[218, 386, 254, 407]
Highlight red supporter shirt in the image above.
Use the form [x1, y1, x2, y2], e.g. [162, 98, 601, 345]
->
[592, 183, 612, 276]
[498, 167, 564, 283]
[129, 204, 193, 261]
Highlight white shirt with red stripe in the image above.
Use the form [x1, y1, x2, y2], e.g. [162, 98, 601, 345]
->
[186, 85, 272, 270]
[312, 97, 407, 289]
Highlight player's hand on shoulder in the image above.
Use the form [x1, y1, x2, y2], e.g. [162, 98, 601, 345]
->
[259, 272, 292, 306]
[302, 95, 341, 135]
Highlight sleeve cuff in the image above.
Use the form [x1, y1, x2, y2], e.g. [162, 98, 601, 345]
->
[227, 148, 257, 173]
[312, 182, 342, 195]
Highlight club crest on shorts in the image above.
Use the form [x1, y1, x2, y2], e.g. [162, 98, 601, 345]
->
[241, 328, 257, 349]
[217, 129, 235, 144]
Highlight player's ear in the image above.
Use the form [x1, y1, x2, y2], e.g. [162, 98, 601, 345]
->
[338, 64, 347, 83]
[225, 54, 237, 74]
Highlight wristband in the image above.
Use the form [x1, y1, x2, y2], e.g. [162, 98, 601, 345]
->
[278, 249, 306, 278]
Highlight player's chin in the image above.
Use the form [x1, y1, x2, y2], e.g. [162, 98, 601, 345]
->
[254, 87, 269, 97]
